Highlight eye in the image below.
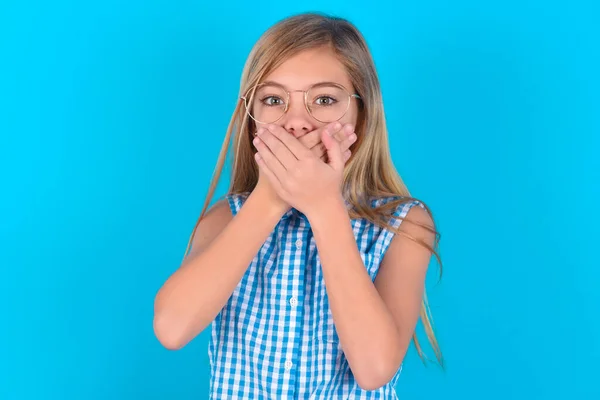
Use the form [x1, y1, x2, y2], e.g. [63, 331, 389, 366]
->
[261, 96, 285, 106]
[314, 96, 337, 106]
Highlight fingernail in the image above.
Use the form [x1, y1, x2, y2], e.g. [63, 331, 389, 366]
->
[334, 122, 342, 130]
[257, 128, 264, 136]
[349, 134, 357, 142]
[253, 138, 260, 145]
[344, 125, 354, 134]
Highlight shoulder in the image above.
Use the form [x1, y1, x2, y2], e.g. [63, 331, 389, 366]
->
[384, 196, 434, 242]
[188, 198, 234, 256]
[398, 203, 433, 235]
[370, 196, 429, 226]
[380, 197, 436, 264]
[376, 199, 436, 285]
[204, 198, 234, 224]
[366, 195, 436, 257]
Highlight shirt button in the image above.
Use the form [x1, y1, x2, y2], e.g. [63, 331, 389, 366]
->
[295, 239, 302, 249]
[289, 297, 298, 306]
[284, 360, 293, 371]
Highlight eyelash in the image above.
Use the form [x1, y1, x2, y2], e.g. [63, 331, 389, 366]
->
[260, 96, 338, 106]
[260, 96, 284, 106]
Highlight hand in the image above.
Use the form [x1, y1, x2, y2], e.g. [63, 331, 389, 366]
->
[252, 123, 348, 218]
[252, 123, 356, 215]
[253, 164, 290, 216]
[298, 123, 356, 163]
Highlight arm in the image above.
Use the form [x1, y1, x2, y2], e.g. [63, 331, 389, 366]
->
[249, 123, 433, 388]
[308, 196, 435, 390]
[153, 189, 286, 350]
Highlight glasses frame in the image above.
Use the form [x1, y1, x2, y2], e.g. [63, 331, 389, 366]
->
[240, 82, 361, 124]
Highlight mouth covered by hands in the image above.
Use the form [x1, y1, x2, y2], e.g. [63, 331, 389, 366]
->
[252, 122, 356, 217]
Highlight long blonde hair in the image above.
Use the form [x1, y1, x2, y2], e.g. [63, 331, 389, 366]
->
[184, 12, 444, 367]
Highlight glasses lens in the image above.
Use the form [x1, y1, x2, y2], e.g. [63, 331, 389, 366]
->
[245, 84, 287, 124]
[306, 84, 350, 123]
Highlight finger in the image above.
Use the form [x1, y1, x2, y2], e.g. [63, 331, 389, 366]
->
[255, 153, 285, 192]
[311, 124, 355, 159]
[298, 128, 321, 149]
[321, 129, 344, 170]
[253, 136, 287, 181]
[314, 123, 351, 153]
[299, 122, 345, 149]
[321, 147, 351, 164]
[265, 124, 313, 160]
[320, 122, 347, 144]
[313, 142, 327, 159]
[333, 123, 354, 143]
[342, 123, 354, 137]
[327, 149, 351, 162]
[339, 131, 357, 153]
[256, 127, 297, 169]
[343, 149, 351, 163]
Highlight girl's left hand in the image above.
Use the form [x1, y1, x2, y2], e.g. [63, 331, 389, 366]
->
[252, 123, 347, 218]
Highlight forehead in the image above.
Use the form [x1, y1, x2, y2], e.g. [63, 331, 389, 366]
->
[263, 47, 353, 90]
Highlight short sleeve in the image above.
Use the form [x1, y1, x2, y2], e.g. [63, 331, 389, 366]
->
[224, 192, 249, 217]
[375, 198, 426, 262]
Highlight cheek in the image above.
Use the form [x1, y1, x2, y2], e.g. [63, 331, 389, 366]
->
[341, 103, 360, 126]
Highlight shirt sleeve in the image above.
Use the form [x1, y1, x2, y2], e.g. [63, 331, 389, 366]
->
[374, 197, 426, 263]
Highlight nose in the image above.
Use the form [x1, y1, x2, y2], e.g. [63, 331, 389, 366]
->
[281, 92, 316, 138]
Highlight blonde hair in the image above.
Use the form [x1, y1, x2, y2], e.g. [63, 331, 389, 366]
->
[184, 12, 444, 367]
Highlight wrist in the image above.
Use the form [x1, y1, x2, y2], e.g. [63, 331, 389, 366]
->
[305, 194, 347, 225]
[249, 187, 289, 219]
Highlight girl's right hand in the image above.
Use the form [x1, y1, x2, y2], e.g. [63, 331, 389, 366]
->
[254, 161, 290, 215]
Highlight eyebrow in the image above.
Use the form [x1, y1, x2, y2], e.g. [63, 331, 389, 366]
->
[260, 80, 346, 89]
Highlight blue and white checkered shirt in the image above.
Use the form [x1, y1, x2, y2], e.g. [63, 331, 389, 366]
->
[208, 192, 423, 399]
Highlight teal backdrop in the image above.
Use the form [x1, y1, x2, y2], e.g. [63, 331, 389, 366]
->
[1, 0, 598, 399]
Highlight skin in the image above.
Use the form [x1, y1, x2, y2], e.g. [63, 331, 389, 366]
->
[154, 47, 435, 391]
[251, 45, 360, 213]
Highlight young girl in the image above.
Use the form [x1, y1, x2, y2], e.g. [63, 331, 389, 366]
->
[154, 12, 443, 399]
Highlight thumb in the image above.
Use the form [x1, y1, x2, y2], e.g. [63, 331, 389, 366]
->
[321, 129, 344, 170]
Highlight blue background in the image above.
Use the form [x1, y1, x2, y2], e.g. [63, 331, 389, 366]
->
[1, 0, 598, 399]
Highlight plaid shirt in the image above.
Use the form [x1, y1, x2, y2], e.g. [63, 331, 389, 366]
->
[208, 192, 423, 399]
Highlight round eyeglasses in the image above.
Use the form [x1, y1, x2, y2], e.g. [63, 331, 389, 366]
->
[241, 82, 361, 124]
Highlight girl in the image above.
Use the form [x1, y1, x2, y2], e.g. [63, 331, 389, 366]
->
[154, 12, 443, 399]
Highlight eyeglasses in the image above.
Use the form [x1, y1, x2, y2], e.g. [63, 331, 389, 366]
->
[241, 82, 361, 124]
